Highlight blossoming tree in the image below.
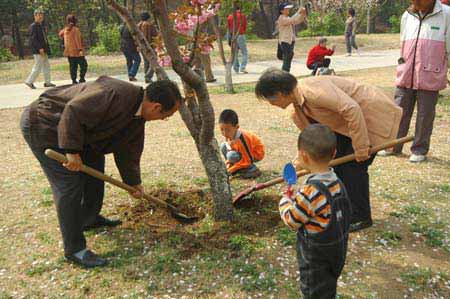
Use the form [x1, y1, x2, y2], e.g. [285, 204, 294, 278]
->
[106, 0, 234, 221]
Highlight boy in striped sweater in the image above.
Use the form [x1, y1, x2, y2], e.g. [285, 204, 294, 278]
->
[279, 124, 351, 299]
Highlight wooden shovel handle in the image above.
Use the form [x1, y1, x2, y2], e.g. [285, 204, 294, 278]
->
[44, 149, 173, 210]
[260, 135, 414, 189]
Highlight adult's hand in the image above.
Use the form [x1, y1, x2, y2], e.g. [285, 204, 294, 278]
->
[63, 153, 83, 171]
[355, 150, 370, 163]
[130, 185, 144, 199]
[39, 48, 45, 55]
[299, 7, 307, 16]
[331, 45, 336, 51]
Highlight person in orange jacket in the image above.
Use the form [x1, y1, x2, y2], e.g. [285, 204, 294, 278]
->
[219, 109, 265, 179]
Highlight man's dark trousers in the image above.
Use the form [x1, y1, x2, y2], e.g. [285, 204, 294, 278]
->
[307, 58, 331, 76]
[21, 108, 105, 255]
[333, 133, 375, 224]
[280, 41, 295, 72]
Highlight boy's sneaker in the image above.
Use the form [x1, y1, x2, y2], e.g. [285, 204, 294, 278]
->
[25, 82, 36, 89]
[240, 69, 248, 74]
[44, 82, 56, 87]
[409, 154, 426, 163]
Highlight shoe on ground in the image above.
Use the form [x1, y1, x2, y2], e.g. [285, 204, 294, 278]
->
[65, 250, 107, 268]
[349, 220, 373, 233]
[240, 70, 248, 74]
[206, 78, 217, 83]
[346, 53, 351, 57]
[377, 150, 398, 157]
[129, 77, 137, 82]
[83, 215, 122, 231]
[409, 154, 426, 163]
[72, 80, 78, 85]
[44, 82, 56, 87]
[79, 78, 86, 83]
[25, 82, 36, 89]
[145, 78, 152, 84]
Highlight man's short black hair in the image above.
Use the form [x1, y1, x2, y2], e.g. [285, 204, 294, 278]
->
[348, 8, 356, 17]
[298, 124, 336, 163]
[141, 12, 151, 21]
[255, 68, 298, 100]
[144, 80, 182, 112]
[219, 109, 239, 126]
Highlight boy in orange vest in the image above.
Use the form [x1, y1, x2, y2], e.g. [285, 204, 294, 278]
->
[219, 109, 265, 178]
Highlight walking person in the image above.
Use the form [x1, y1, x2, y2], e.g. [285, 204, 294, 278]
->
[227, 5, 248, 74]
[120, 23, 141, 82]
[276, 3, 307, 72]
[345, 8, 359, 56]
[379, 0, 450, 163]
[61, 15, 88, 84]
[25, 8, 56, 89]
[137, 12, 158, 83]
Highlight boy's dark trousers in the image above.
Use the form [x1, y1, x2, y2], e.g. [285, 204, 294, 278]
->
[333, 133, 375, 224]
[68, 56, 88, 83]
[20, 108, 105, 256]
[297, 234, 348, 299]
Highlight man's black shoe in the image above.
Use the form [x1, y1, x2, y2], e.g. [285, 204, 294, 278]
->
[206, 78, 217, 83]
[65, 250, 107, 268]
[349, 220, 373, 233]
[25, 82, 36, 89]
[79, 78, 86, 83]
[84, 215, 122, 231]
[44, 82, 56, 87]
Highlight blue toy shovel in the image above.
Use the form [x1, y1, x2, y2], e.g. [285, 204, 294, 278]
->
[283, 162, 298, 198]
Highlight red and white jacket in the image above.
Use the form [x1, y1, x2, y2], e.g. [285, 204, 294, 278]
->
[396, 1, 450, 91]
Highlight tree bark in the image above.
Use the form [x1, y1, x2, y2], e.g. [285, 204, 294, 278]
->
[12, 13, 24, 59]
[106, 0, 233, 221]
[210, 16, 234, 93]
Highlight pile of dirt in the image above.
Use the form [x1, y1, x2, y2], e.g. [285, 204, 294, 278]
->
[117, 188, 210, 230]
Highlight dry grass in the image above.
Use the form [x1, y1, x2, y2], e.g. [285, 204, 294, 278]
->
[0, 34, 400, 85]
[0, 66, 449, 298]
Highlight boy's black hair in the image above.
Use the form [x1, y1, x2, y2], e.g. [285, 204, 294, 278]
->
[219, 109, 239, 126]
[255, 68, 298, 100]
[144, 80, 183, 112]
[298, 124, 336, 163]
[348, 8, 356, 17]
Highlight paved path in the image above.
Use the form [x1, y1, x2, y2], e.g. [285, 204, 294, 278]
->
[0, 49, 399, 109]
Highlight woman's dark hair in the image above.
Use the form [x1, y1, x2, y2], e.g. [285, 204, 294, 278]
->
[145, 80, 183, 112]
[141, 12, 151, 21]
[219, 109, 239, 126]
[255, 68, 298, 100]
[66, 14, 77, 26]
[348, 8, 356, 17]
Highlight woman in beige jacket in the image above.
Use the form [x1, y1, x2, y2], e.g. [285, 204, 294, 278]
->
[276, 3, 306, 72]
[60, 15, 88, 84]
[255, 68, 403, 232]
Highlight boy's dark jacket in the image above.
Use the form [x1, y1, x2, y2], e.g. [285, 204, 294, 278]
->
[29, 22, 51, 55]
[27, 76, 145, 186]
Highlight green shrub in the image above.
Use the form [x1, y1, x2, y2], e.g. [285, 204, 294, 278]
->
[48, 35, 63, 57]
[299, 12, 344, 37]
[93, 22, 120, 54]
[0, 47, 14, 62]
[90, 44, 109, 56]
[389, 15, 401, 33]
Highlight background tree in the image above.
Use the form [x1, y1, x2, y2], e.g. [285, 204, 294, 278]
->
[106, 0, 234, 221]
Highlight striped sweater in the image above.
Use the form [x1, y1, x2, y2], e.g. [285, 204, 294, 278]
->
[279, 170, 342, 234]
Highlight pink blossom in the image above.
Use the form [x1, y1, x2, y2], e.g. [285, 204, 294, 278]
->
[182, 55, 191, 63]
[190, 0, 207, 5]
[158, 55, 172, 67]
[174, 20, 194, 35]
[200, 44, 212, 55]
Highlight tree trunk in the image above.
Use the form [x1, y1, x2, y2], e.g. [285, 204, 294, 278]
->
[12, 14, 24, 59]
[224, 63, 234, 94]
[258, 1, 272, 38]
[366, 7, 371, 34]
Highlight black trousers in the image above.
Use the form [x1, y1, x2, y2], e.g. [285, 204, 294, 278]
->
[297, 233, 348, 299]
[333, 133, 375, 223]
[68, 56, 88, 83]
[20, 108, 105, 255]
[280, 41, 295, 72]
[307, 58, 331, 75]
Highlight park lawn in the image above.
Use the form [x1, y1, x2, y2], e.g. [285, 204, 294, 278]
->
[0, 66, 449, 299]
[0, 33, 400, 85]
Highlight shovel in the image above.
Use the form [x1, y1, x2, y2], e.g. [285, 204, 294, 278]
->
[233, 136, 414, 205]
[45, 149, 198, 224]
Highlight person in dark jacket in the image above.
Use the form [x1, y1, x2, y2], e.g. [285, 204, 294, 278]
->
[25, 9, 56, 89]
[120, 23, 141, 81]
[137, 12, 158, 83]
[20, 76, 182, 268]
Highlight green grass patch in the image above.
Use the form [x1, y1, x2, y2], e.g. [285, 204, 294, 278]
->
[277, 227, 296, 246]
[376, 230, 402, 247]
[400, 268, 449, 292]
